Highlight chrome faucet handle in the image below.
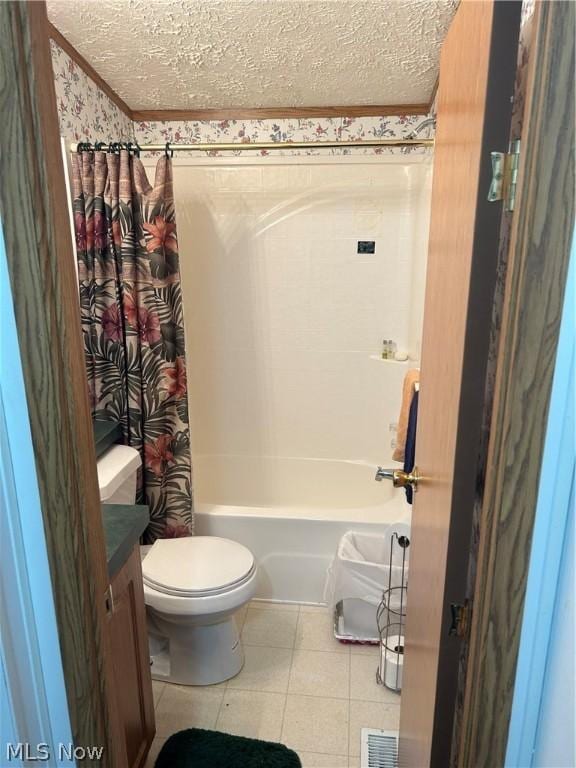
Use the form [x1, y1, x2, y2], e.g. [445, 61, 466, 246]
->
[375, 467, 395, 482]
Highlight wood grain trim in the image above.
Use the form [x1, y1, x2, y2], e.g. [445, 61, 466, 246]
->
[428, 77, 439, 113]
[0, 3, 123, 764]
[458, 2, 575, 765]
[131, 104, 430, 121]
[46, 20, 132, 118]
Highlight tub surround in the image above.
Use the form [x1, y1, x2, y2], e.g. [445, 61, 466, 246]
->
[102, 503, 149, 578]
[169, 159, 432, 468]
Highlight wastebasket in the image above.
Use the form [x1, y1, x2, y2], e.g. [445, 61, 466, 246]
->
[324, 525, 410, 643]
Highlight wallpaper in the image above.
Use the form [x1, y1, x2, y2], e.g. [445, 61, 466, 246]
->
[50, 40, 133, 143]
[51, 39, 434, 155]
[133, 114, 434, 156]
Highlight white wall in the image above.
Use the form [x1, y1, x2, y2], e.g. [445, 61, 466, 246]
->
[169, 157, 431, 466]
[533, 487, 575, 767]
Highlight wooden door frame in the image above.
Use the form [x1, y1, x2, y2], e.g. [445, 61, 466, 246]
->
[434, 1, 524, 763]
[0, 2, 121, 763]
[458, 1, 575, 765]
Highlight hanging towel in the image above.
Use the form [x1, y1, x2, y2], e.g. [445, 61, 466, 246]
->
[403, 389, 419, 505]
[392, 369, 420, 462]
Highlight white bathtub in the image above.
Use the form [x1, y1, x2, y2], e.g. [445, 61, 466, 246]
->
[193, 455, 410, 604]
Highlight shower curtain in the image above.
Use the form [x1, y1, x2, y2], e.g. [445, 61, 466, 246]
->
[71, 150, 193, 542]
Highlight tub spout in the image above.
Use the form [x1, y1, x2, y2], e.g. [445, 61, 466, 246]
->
[375, 467, 420, 490]
[375, 467, 395, 482]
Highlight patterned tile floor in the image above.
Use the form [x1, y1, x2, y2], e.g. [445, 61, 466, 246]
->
[145, 602, 401, 768]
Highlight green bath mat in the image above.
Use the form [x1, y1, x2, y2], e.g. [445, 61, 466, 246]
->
[154, 728, 302, 768]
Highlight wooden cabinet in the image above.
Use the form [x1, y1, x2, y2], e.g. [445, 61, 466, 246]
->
[108, 545, 155, 768]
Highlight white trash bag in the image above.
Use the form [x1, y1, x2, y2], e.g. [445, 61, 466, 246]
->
[324, 525, 410, 642]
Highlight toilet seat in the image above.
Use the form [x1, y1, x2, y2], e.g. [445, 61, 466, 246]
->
[143, 536, 255, 598]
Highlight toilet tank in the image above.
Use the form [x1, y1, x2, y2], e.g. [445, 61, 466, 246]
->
[97, 444, 141, 504]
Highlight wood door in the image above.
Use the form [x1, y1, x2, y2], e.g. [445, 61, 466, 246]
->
[109, 547, 156, 768]
[399, 2, 522, 765]
[0, 3, 124, 764]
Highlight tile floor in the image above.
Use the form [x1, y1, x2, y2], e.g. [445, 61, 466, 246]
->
[146, 602, 401, 768]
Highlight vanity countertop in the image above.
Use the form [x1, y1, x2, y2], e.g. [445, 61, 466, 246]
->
[102, 504, 149, 578]
[93, 419, 123, 459]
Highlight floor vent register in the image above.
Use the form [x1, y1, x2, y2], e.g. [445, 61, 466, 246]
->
[361, 728, 399, 768]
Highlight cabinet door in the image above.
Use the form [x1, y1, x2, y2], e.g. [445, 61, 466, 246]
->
[109, 546, 155, 768]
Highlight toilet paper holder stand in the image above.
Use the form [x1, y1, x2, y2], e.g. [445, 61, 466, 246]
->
[376, 531, 410, 692]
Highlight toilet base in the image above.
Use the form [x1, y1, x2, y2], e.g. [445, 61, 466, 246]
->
[149, 615, 245, 686]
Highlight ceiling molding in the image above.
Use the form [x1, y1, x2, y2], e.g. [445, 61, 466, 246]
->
[47, 23, 432, 123]
[428, 76, 440, 112]
[46, 21, 132, 118]
[131, 104, 430, 122]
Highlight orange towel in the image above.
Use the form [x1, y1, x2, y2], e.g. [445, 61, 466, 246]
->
[392, 369, 420, 462]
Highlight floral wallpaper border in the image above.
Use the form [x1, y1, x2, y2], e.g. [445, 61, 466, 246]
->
[51, 40, 434, 155]
[133, 114, 434, 156]
[51, 40, 134, 143]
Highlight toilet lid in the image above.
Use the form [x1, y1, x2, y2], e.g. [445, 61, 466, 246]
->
[142, 536, 255, 597]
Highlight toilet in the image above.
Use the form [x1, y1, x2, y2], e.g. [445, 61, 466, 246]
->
[97, 444, 257, 686]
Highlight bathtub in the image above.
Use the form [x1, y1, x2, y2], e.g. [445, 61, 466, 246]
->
[193, 455, 410, 604]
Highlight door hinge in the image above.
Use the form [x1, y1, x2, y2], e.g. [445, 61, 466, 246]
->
[449, 600, 471, 639]
[488, 139, 521, 212]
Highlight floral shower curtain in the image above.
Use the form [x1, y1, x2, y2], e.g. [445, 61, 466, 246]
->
[71, 150, 192, 542]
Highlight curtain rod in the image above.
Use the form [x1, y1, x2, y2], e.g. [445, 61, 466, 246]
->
[70, 138, 434, 154]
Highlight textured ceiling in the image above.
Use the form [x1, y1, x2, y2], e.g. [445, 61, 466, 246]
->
[47, 0, 457, 111]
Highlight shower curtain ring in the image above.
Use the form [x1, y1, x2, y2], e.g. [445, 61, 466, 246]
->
[165, 142, 173, 158]
[94, 141, 105, 152]
[134, 142, 141, 158]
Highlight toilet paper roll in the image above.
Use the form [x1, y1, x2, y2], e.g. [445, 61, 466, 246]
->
[384, 634, 404, 691]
